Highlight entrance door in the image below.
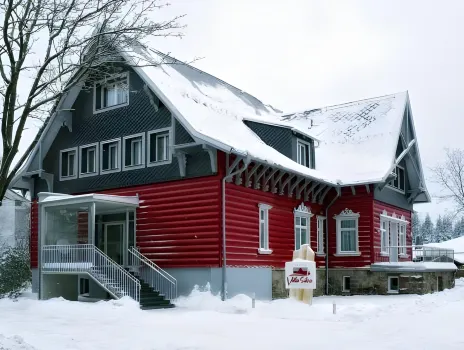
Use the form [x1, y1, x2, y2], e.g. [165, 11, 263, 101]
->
[390, 222, 399, 263]
[104, 223, 125, 265]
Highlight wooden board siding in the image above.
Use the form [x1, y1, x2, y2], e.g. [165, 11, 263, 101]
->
[30, 200, 39, 268]
[96, 176, 222, 268]
[327, 186, 374, 268]
[225, 182, 324, 268]
[373, 200, 412, 263]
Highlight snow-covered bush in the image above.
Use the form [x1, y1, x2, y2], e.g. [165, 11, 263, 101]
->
[0, 237, 31, 298]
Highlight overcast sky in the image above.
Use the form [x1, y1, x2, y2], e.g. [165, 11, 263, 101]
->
[19, 0, 464, 219]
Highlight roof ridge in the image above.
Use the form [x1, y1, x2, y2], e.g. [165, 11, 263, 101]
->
[144, 47, 274, 112]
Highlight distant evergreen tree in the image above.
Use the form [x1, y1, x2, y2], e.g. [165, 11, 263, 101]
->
[453, 217, 464, 238]
[441, 215, 454, 242]
[412, 212, 423, 245]
[422, 214, 434, 243]
[434, 215, 444, 242]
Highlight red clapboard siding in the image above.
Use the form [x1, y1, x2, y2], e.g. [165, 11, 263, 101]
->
[30, 200, 39, 268]
[91, 176, 222, 268]
[225, 182, 324, 268]
[327, 186, 374, 268]
[373, 200, 412, 263]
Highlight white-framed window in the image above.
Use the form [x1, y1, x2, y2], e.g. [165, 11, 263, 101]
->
[258, 203, 272, 254]
[316, 216, 326, 254]
[297, 140, 311, 167]
[388, 276, 399, 294]
[122, 133, 145, 171]
[100, 138, 121, 174]
[79, 143, 98, 177]
[94, 72, 129, 113]
[59, 147, 78, 181]
[147, 128, 171, 166]
[388, 165, 405, 193]
[294, 203, 313, 250]
[380, 218, 390, 255]
[399, 223, 407, 255]
[342, 276, 351, 292]
[334, 209, 360, 255]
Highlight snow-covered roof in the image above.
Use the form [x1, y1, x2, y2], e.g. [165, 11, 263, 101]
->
[426, 237, 464, 264]
[127, 48, 415, 186]
[371, 262, 457, 272]
[38, 192, 139, 207]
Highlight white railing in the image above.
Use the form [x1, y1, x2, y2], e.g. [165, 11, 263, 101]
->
[42, 244, 141, 301]
[128, 246, 177, 300]
[374, 245, 455, 263]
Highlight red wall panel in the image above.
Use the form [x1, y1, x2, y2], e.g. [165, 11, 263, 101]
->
[373, 200, 412, 263]
[94, 176, 222, 268]
[30, 200, 39, 268]
[225, 182, 324, 268]
[326, 186, 374, 268]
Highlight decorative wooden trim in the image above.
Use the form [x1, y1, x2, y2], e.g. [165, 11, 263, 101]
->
[263, 168, 278, 192]
[294, 202, 314, 216]
[227, 156, 242, 176]
[351, 186, 356, 195]
[175, 150, 187, 177]
[271, 171, 285, 194]
[289, 177, 304, 197]
[254, 166, 269, 190]
[365, 184, 370, 193]
[318, 186, 332, 204]
[304, 182, 318, 201]
[202, 145, 217, 173]
[312, 184, 326, 203]
[279, 174, 295, 195]
[245, 163, 260, 187]
[296, 180, 310, 200]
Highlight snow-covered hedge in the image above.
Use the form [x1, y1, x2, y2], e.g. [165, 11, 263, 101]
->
[0, 238, 31, 298]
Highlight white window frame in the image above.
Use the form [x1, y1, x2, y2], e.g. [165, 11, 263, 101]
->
[79, 143, 99, 178]
[297, 139, 311, 167]
[380, 210, 409, 258]
[342, 276, 351, 293]
[59, 147, 78, 181]
[147, 128, 172, 167]
[334, 208, 360, 256]
[388, 276, 399, 294]
[100, 138, 122, 174]
[380, 218, 390, 255]
[258, 203, 272, 254]
[122, 133, 146, 171]
[93, 72, 130, 114]
[399, 223, 407, 256]
[316, 216, 326, 255]
[294, 203, 313, 250]
[387, 165, 406, 194]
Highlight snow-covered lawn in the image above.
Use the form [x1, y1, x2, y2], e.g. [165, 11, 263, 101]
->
[2, 281, 464, 350]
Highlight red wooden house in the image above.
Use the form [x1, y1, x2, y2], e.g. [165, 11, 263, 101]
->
[11, 47, 453, 307]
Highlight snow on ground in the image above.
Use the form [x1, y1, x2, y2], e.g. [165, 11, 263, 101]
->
[2, 281, 464, 350]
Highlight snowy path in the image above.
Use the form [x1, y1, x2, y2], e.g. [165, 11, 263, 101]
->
[2, 281, 464, 350]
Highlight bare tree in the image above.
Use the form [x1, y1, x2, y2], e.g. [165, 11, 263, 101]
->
[431, 148, 464, 215]
[0, 0, 185, 201]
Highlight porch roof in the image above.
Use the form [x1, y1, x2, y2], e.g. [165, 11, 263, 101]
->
[38, 192, 139, 211]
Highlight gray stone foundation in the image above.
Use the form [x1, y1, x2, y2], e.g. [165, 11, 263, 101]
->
[272, 267, 456, 298]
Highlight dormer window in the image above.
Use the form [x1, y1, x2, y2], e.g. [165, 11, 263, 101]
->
[388, 165, 405, 193]
[94, 73, 129, 113]
[297, 140, 311, 167]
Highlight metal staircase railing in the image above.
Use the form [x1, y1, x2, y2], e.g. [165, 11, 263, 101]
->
[128, 246, 177, 300]
[42, 244, 141, 301]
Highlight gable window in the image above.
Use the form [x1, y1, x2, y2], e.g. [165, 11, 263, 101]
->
[316, 216, 326, 254]
[60, 147, 77, 180]
[294, 203, 313, 250]
[94, 73, 129, 113]
[380, 218, 390, 255]
[79, 143, 98, 177]
[388, 165, 405, 193]
[147, 128, 171, 166]
[334, 209, 360, 255]
[123, 133, 145, 170]
[258, 203, 272, 254]
[100, 139, 121, 174]
[297, 140, 310, 167]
